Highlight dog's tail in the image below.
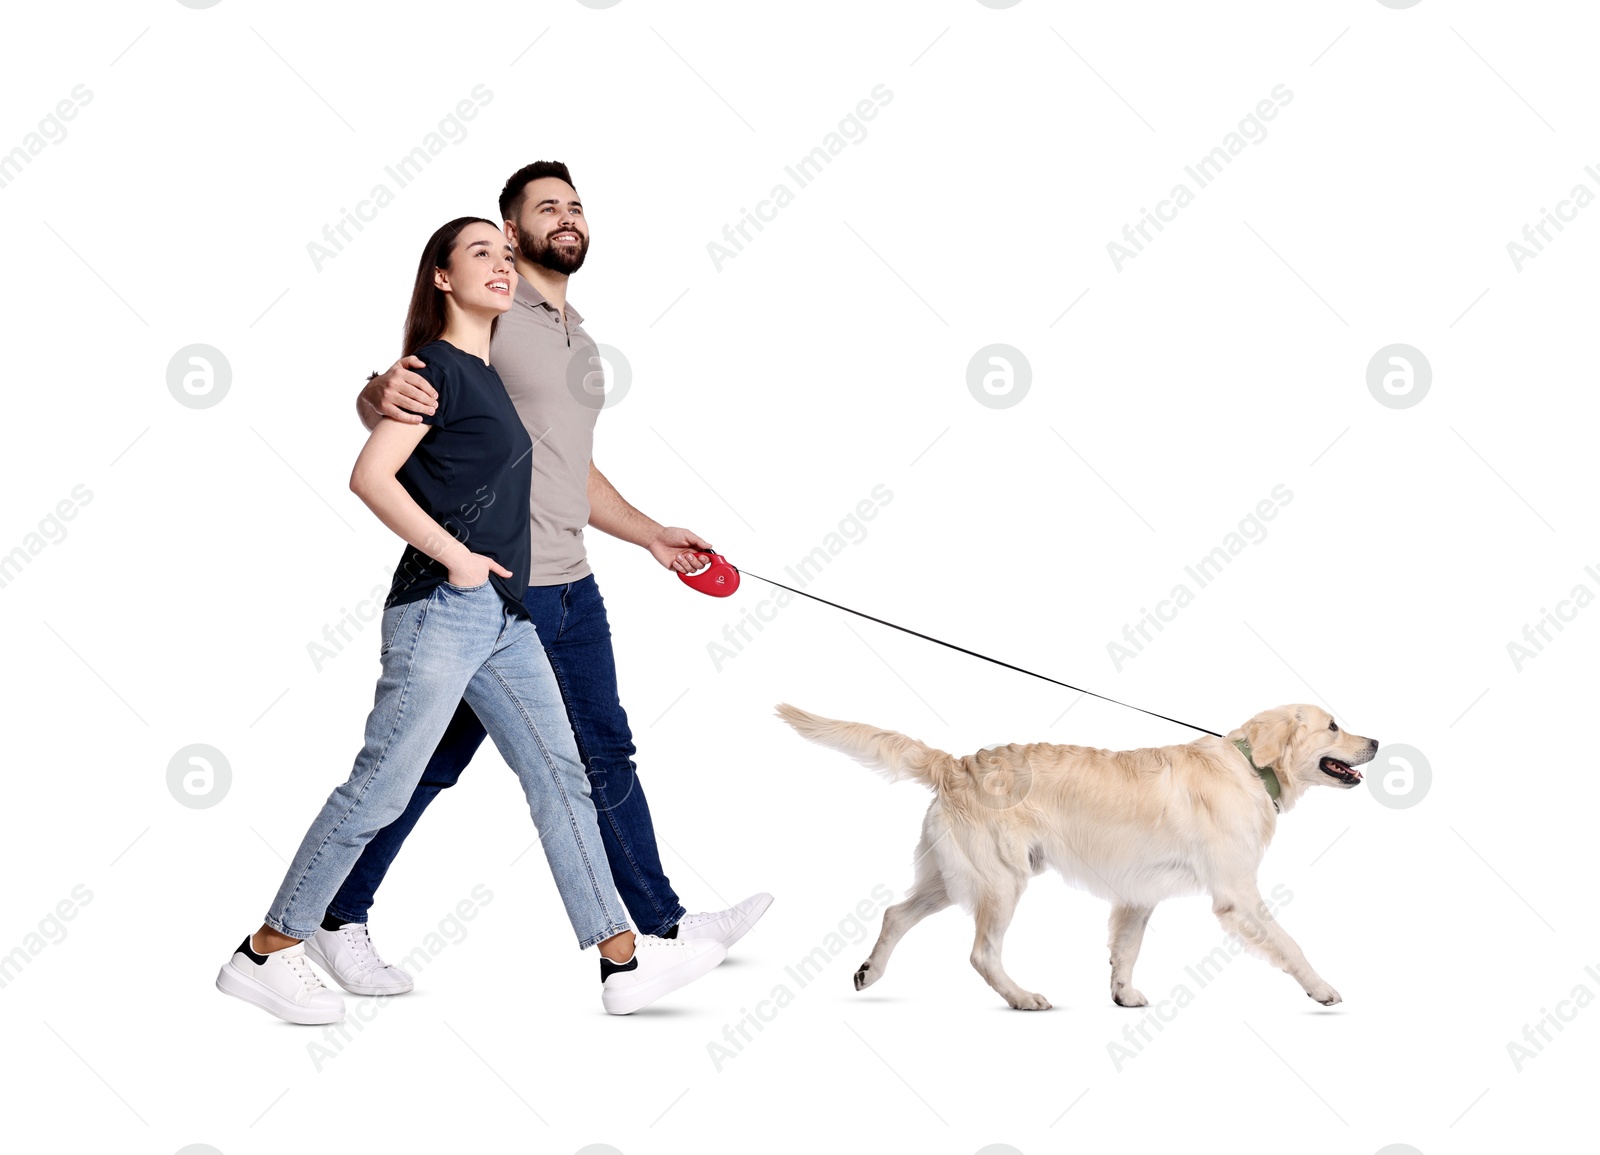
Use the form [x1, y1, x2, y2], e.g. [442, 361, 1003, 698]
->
[775, 703, 955, 792]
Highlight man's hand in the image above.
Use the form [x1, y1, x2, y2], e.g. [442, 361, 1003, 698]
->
[647, 527, 715, 574]
[359, 355, 437, 427]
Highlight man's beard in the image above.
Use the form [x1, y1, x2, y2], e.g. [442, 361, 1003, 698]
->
[520, 229, 588, 275]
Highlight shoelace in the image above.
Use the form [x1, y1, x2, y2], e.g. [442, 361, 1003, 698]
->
[285, 951, 328, 993]
[339, 925, 387, 974]
[676, 910, 722, 930]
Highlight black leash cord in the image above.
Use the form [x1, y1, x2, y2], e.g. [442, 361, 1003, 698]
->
[735, 568, 1223, 739]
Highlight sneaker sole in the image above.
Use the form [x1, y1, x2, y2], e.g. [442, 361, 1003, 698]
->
[216, 963, 345, 1025]
[602, 945, 727, 1016]
[302, 940, 415, 997]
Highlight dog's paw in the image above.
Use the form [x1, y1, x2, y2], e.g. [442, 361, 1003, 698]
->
[853, 962, 877, 991]
[1008, 991, 1052, 1011]
[1307, 986, 1342, 1006]
[1113, 988, 1148, 1008]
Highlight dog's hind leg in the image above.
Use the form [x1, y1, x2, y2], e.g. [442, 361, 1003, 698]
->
[1210, 882, 1341, 1006]
[854, 829, 951, 992]
[971, 879, 1049, 1010]
[1108, 904, 1155, 1007]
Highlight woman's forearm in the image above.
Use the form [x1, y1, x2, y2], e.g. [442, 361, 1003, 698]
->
[352, 472, 472, 575]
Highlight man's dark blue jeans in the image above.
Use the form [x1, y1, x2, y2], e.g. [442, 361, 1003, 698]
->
[325, 574, 686, 936]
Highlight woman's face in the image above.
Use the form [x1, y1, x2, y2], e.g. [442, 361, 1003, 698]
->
[437, 222, 517, 317]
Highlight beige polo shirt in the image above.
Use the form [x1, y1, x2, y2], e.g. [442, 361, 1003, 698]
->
[487, 276, 601, 584]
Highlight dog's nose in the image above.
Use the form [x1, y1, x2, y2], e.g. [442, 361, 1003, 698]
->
[1368, 738, 1379, 751]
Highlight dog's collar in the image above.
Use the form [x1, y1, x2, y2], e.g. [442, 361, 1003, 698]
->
[1233, 739, 1281, 811]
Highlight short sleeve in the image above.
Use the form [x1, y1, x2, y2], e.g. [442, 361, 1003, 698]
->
[412, 344, 457, 427]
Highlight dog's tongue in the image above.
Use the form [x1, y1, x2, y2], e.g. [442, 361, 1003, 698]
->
[1325, 758, 1360, 780]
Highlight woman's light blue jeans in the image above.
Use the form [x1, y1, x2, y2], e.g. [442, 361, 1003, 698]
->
[263, 581, 631, 948]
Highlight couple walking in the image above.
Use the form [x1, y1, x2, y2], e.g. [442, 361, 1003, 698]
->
[216, 161, 771, 1020]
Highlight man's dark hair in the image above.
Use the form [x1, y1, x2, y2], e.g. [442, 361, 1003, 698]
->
[499, 161, 578, 224]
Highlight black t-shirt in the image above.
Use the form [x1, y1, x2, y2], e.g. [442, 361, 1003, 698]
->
[384, 339, 533, 620]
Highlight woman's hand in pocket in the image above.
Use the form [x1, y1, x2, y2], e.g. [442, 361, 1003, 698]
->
[448, 553, 513, 589]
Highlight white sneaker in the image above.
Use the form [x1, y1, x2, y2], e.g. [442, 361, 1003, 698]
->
[600, 935, 726, 1015]
[674, 893, 774, 951]
[305, 921, 415, 996]
[215, 936, 345, 1025]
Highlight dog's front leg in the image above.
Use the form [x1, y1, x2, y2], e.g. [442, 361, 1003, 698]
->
[1108, 904, 1154, 1007]
[1211, 884, 1341, 1005]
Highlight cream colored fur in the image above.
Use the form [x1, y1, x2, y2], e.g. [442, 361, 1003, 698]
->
[775, 702, 1377, 1010]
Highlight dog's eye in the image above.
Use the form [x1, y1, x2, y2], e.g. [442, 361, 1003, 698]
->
[1328, 720, 1339, 732]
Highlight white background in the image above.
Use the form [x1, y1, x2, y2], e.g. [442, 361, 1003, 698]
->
[1, 2, 1595, 1153]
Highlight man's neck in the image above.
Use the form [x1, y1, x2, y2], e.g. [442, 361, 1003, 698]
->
[516, 259, 569, 317]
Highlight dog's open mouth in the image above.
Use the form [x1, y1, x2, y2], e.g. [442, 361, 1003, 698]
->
[1320, 756, 1361, 785]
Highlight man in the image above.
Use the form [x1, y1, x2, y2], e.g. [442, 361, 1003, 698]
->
[307, 161, 771, 995]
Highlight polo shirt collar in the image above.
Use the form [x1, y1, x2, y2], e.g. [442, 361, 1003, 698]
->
[514, 274, 582, 325]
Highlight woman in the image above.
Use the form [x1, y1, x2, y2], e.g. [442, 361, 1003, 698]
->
[216, 217, 724, 1021]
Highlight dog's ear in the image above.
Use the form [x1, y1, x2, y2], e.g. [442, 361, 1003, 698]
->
[1243, 714, 1296, 770]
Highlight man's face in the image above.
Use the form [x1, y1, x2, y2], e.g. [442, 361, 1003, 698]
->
[512, 177, 588, 275]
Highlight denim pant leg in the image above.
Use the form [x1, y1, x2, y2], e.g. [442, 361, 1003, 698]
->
[264, 586, 498, 941]
[464, 606, 631, 949]
[326, 696, 491, 924]
[525, 576, 685, 936]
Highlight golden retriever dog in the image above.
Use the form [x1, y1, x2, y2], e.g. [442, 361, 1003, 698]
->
[775, 703, 1377, 1010]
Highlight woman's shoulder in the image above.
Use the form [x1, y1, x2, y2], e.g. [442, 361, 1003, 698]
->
[414, 339, 497, 380]
[410, 338, 462, 370]
[411, 339, 482, 395]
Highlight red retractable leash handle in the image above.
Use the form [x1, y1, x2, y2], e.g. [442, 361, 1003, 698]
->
[677, 551, 740, 597]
